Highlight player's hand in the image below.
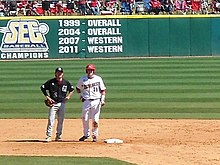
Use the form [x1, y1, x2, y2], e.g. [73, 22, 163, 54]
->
[46, 96, 55, 104]
[101, 101, 105, 106]
[80, 97, 85, 102]
[64, 97, 68, 102]
[101, 94, 105, 106]
[45, 97, 55, 107]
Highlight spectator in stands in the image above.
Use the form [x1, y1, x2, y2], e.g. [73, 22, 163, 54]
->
[66, 0, 75, 15]
[25, 1, 40, 16]
[77, 0, 87, 15]
[191, 0, 201, 13]
[104, 0, 119, 15]
[201, 0, 209, 14]
[87, 0, 101, 15]
[49, 1, 58, 15]
[56, 1, 63, 15]
[17, 0, 27, 16]
[128, 0, 135, 14]
[120, 0, 132, 14]
[42, 0, 50, 15]
[161, 0, 174, 14]
[174, 0, 188, 14]
[144, 0, 152, 13]
[150, 0, 161, 14]
[25, 1, 32, 15]
[0, 1, 5, 16]
[31, 1, 43, 15]
[9, 0, 17, 16]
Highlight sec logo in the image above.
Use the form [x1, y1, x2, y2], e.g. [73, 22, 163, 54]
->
[0, 19, 49, 53]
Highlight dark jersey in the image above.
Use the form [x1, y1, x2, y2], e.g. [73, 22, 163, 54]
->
[41, 78, 74, 103]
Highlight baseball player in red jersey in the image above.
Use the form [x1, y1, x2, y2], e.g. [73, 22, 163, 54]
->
[76, 64, 106, 142]
[41, 67, 74, 142]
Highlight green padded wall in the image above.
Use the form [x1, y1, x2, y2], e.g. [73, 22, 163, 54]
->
[0, 15, 218, 60]
[148, 18, 170, 56]
[170, 18, 190, 56]
[190, 18, 211, 56]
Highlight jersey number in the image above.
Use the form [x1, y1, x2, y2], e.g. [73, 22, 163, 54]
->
[93, 87, 99, 92]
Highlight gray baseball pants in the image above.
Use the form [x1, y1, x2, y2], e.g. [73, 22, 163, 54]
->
[46, 102, 65, 137]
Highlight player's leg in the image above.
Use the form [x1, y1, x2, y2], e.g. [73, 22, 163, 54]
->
[82, 110, 90, 137]
[46, 104, 58, 138]
[56, 102, 65, 140]
[91, 100, 101, 142]
[79, 101, 91, 141]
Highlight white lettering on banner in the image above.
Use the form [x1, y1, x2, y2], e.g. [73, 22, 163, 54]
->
[1, 52, 49, 59]
[57, 19, 123, 55]
[88, 28, 121, 35]
[57, 19, 81, 55]
[87, 36, 123, 44]
[88, 19, 121, 27]
[2, 43, 46, 49]
[87, 45, 123, 53]
[87, 19, 123, 53]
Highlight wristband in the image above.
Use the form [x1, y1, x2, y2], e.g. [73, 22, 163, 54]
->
[101, 95, 105, 102]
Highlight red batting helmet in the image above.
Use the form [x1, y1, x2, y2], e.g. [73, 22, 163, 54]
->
[86, 64, 96, 73]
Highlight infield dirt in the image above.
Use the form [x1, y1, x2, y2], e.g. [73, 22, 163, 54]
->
[0, 119, 220, 165]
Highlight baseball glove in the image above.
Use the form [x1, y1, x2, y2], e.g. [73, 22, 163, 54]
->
[44, 99, 53, 107]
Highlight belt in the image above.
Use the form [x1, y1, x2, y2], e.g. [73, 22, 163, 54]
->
[88, 98, 100, 101]
[81, 98, 100, 102]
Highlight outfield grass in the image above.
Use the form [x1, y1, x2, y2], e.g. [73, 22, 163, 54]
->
[0, 156, 134, 165]
[1, 57, 220, 119]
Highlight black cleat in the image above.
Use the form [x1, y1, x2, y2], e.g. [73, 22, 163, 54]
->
[92, 135, 97, 142]
[55, 135, 62, 141]
[79, 136, 90, 141]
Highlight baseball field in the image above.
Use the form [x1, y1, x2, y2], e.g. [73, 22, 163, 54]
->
[0, 57, 220, 164]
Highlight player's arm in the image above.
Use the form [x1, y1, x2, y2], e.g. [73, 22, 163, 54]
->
[65, 90, 74, 101]
[40, 84, 48, 97]
[76, 86, 85, 102]
[76, 87, 81, 94]
[101, 89, 106, 106]
[76, 79, 86, 102]
[65, 84, 74, 101]
[100, 77, 106, 106]
[76, 78, 82, 94]
[40, 81, 55, 104]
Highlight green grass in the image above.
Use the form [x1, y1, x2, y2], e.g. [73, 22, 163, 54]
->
[0, 156, 134, 165]
[1, 57, 220, 119]
[0, 57, 219, 164]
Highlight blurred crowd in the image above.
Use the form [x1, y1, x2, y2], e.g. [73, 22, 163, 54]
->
[0, 0, 219, 16]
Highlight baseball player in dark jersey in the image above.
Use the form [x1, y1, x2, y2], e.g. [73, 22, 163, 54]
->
[41, 67, 74, 142]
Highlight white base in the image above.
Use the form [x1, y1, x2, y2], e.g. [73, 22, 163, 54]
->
[104, 138, 123, 144]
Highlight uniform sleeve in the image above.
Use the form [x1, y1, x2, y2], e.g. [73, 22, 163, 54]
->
[99, 77, 106, 91]
[40, 80, 50, 96]
[68, 81, 74, 92]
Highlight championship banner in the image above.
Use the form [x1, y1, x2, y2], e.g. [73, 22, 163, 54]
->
[0, 17, 125, 60]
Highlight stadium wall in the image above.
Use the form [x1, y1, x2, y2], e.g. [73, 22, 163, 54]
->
[0, 15, 218, 60]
